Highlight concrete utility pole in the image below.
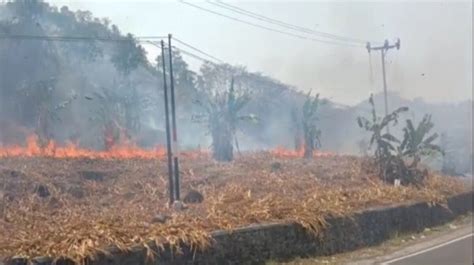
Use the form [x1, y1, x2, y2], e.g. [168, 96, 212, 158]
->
[366, 39, 400, 133]
[167, 34, 181, 202]
[160, 40, 174, 205]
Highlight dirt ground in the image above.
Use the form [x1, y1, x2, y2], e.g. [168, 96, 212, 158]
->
[0, 153, 469, 262]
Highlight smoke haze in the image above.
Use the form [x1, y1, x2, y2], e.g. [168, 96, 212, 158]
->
[51, 0, 472, 105]
[0, 0, 472, 173]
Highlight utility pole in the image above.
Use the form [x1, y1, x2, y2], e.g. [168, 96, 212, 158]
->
[366, 39, 400, 133]
[167, 34, 181, 202]
[160, 40, 174, 205]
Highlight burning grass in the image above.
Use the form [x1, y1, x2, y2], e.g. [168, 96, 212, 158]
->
[0, 153, 469, 263]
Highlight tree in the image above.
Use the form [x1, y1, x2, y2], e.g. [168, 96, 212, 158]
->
[0, 1, 158, 149]
[33, 78, 77, 146]
[0, 1, 61, 133]
[86, 84, 142, 150]
[110, 34, 146, 76]
[7, 0, 47, 20]
[194, 64, 256, 161]
[109, 34, 148, 137]
[156, 48, 199, 111]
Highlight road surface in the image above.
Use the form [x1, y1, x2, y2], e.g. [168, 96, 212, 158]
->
[381, 233, 473, 265]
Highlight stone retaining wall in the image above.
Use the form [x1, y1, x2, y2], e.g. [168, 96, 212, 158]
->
[5, 191, 473, 265]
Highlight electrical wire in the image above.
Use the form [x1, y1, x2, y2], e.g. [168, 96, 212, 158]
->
[179, 1, 363, 48]
[173, 37, 224, 63]
[146, 40, 218, 65]
[175, 47, 217, 65]
[208, 0, 372, 45]
[0, 34, 167, 42]
[0, 33, 221, 65]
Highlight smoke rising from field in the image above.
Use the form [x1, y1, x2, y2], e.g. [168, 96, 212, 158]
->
[0, 1, 472, 174]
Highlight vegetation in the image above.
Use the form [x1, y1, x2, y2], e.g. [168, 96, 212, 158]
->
[0, 2, 470, 262]
[0, 0, 155, 149]
[0, 0, 470, 172]
[358, 95, 443, 186]
[357, 95, 408, 182]
[194, 65, 256, 161]
[290, 107, 303, 151]
[395, 114, 443, 185]
[87, 85, 136, 149]
[302, 93, 322, 158]
[0, 154, 467, 262]
[440, 133, 457, 175]
[399, 114, 442, 169]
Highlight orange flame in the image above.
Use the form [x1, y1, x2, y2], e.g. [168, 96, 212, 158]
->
[270, 146, 334, 158]
[0, 135, 208, 160]
[0, 135, 333, 160]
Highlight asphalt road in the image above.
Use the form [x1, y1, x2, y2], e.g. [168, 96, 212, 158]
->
[382, 234, 473, 265]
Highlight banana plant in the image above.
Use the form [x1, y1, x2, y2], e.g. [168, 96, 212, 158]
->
[357, 95, 444, 187]
[399, 114, 443, 168]
[357, 94, 408, 165]
[302, 92, 322, 158]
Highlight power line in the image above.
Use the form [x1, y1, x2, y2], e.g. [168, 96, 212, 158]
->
[208, 0, 372, 45]
[1, 33, 222, 63]
[0, 33, 221, 65]
[173, 37, 224, 63]
[176, 47, 217, 65]
[179, 1, 363, 48]
[136, 36, 168, 40]
[0, 34, 167, 42]
[147, 40, 219, 65]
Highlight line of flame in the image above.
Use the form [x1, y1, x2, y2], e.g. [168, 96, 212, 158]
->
[0, 135, 334, 160]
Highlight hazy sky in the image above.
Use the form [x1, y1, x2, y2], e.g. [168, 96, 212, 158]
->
[49, 0, 472, 105]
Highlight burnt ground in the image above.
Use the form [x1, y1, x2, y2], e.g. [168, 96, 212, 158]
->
[0, 153, 469, 262]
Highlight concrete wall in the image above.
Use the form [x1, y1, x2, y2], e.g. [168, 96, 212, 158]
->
[5, 191, 473, 265]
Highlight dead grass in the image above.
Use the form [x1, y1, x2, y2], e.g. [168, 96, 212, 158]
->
[0, 153, 469, 263]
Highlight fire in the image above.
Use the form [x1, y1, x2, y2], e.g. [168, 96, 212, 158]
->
[0, 135, 333, 160]
[270, 146, 334, 158]
[0, 135, 207, 160]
